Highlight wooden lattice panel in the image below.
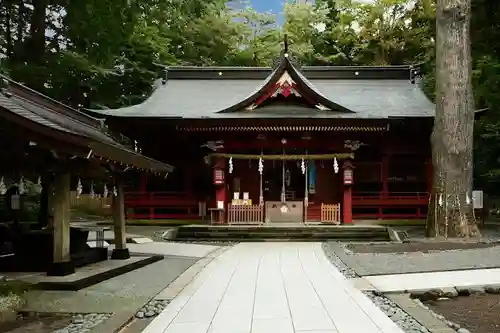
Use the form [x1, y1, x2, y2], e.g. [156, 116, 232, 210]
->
[320, 203, 341, 224]
[227, 204, 264, 225]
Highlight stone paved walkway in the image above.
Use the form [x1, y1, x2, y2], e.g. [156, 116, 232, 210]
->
[364, 267, 500, 292]
[142, 242, 403, 333]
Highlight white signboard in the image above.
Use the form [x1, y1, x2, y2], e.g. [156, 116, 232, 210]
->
[217, 200, 224, 210]
[472, 190, 483, 209]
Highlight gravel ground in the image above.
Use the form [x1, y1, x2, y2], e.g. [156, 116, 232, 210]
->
[52, 313, 112, 333]
[135, 299, 170, 319]
[325, 240, 500, 276]
[422, 294, 500, 333]
[321, 243, 431, 333]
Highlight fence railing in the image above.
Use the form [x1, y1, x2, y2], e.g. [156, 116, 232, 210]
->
[227, 204, 264, 225]
[70, 192, 112, 216]
[320, 203, 341, 224]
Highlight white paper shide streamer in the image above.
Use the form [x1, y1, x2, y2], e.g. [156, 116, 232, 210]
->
[0, 177, 6, 195]
[76, 178, 83, 199]
[333, 158, 339, 174]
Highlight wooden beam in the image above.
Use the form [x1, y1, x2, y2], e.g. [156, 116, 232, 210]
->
[111, 177, 130, 259]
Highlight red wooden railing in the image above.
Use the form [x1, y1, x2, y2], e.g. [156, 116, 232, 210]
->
[125, 191, 202, 220]
[353, 191, 429, 219]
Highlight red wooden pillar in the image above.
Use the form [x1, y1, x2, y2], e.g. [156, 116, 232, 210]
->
[139, 173, 147, 192]
[214, 157, 227, 224]
[380, 155, 389, 219]
[381, 155, 389, 198]
[343, 187, 353, 224]
[342, 160, 354, 224]
[137, 174, 153, 218]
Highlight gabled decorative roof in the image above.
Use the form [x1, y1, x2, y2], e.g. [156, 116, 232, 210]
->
[83, 44, 436, 120]
[216, 52, 354, 114]
[0, 75, 173, 173]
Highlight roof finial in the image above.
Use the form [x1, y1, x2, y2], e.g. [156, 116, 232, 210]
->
[284, 34, 288, 53]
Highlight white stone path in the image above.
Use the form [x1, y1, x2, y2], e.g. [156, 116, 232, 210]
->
[142, 242, 403, 333]
[364, 267, 500, 292]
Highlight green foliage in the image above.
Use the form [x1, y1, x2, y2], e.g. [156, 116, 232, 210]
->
[0, 279, 31, 297]
[1, 0, 500, 188]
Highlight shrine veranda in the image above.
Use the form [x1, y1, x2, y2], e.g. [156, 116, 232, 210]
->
[85, 51, 482, 224]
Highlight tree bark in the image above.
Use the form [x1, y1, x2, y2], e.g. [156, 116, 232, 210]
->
[426, 0, 479, 237]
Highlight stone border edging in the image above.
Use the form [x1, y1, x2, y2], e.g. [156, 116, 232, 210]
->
[408, 284, 500, 300]
[384, 293, 456, 333]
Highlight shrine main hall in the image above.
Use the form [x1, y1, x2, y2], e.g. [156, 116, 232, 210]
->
[85, 50, 442, 224]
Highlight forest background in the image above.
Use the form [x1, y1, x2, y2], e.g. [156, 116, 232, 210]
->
[0, 0, 499, 192]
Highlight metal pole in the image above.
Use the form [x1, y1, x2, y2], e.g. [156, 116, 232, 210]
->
[304, 149, 308, 224]
[304, 160, 308, 224]
[259, 149, 263, 206]
[281, 148, 286, 203]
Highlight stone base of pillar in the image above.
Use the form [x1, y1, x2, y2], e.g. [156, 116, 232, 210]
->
[47, 260, 75, 276]
[111, 248, 131, 260]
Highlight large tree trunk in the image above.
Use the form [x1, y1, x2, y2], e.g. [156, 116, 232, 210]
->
[426, 0, 479, 237]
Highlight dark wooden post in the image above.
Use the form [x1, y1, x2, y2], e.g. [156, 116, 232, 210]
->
[111, 178, 130, 259]
[111, 177, 130, 259]
[38, 173, 54, 229]
[48, 171, 75, 276]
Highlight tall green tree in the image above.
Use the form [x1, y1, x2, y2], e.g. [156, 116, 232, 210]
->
[426, 0, 479, 237]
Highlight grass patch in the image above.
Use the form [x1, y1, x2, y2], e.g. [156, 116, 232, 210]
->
[0, 280, 32, 297]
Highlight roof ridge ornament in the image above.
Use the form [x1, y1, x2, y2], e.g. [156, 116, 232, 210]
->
[272, 34, 302, 70]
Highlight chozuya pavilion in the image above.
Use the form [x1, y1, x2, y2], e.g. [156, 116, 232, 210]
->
[85, 46, 443, 225]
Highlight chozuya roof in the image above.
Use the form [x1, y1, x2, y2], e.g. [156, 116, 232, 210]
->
[0, 75, 173, 173]
[84, 53, 436, 120]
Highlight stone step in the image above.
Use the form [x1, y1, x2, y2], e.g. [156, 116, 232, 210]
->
[173, 225, 392, 242]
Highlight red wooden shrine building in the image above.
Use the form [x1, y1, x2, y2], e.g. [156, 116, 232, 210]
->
[86, 50, 439, 223]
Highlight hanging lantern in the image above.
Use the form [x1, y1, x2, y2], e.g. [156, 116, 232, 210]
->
[103, 184, 109, 198]
[0, 177, 6, 195]
[18, 176, 25, 195]
[76, 178, 83, 198]
[301, 159, 306, 175]
[113, 186, 118, 197]
[90, 181, 95, 198]
[258, 158, 264, 175]
[228, 157, 233, 174]
[333, 158, 339, 174]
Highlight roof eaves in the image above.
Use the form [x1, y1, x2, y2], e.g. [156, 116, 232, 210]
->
[0, 87, 174, 173]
